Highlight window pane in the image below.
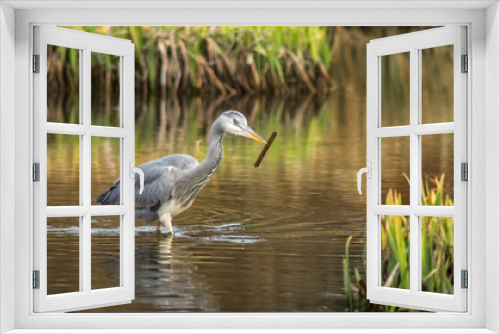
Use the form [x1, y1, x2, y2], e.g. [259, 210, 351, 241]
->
[381, 137, 410, 205]
[91, 215, 121, 290]
[92, 137, 121, 205]
[47, 45, 80, 124]
[47, 217, 80, 295]
[381, 215, 410, 290]
[421, 45, 454, 124]
[421, 216, 454, 295]
[381, 52, 410, 127]
[47, 133, 80, 206]
[91, 52, 121, 127]
[421, 134, 454, 205]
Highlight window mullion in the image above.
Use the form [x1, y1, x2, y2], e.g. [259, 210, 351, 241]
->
[372, 205, 454, 217]
[373, 123, 454, 138]
[413, 123, 454, 135]
[372, 126, 411, 138]
[409, 47, 420, 295]
[81, 47, 92, 294]
[122, 50, 135, 295]
[78, 48, 84, 293]
[81, 135, 91, 295]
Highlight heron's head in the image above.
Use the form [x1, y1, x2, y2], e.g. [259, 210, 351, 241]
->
[219, 110, 267, 144]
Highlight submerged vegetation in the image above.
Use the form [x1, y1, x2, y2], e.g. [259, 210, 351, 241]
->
[343, 174, 454, 312]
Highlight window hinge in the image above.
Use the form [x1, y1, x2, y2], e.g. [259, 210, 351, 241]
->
[33, 54, 40, 73]
[461, 162, 468, 181]
[33, 270, 40, 289]
[461, 54, 468, 73]
[461, 270, 468, 289]
[33, 163, 40, 182]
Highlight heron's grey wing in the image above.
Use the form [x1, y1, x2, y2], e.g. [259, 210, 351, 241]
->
[133, 163, 175, 208]
[134, 154, 199, 208]
[97, 154, 199, 207]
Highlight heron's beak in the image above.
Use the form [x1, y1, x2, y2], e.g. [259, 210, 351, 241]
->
[242, 125, 267, 144]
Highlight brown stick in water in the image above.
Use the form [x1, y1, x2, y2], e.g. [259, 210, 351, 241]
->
[254, 132, 277, 168]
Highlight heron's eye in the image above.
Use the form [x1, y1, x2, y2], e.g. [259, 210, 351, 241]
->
[233, 119, 239, 126]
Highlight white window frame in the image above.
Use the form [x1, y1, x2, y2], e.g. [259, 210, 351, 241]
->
[366, 26, 467, 312]
[33, 26, 136, 313]
[1, 2, 499, 333]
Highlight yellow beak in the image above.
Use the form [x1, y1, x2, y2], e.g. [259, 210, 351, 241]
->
[243, 126, 267, 144]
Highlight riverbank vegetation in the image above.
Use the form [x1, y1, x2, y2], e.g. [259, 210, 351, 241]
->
[343, 174, 454, 312]
[48, 26, 434, 99]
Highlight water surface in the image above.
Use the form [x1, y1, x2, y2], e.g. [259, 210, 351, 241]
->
[46, 47, 454, 312]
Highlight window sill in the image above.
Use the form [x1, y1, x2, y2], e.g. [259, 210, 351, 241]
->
[4, 329, 498, 334]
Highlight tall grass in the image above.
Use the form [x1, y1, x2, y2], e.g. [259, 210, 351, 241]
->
[343, 174, 454, 312]
[48, 26, 438, 98]
[49, 26, 336, 97]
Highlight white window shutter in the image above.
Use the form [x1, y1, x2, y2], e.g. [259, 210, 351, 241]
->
[33, 26, 135, 313]
[365, 26, 467, 312]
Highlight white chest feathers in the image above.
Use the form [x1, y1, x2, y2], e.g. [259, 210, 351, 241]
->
[158, 199, 191, 218]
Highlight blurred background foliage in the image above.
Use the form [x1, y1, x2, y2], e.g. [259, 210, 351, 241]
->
[50, 26, 437, 99]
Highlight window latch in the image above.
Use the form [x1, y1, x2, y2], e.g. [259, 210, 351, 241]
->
[357, 162, 372, 195]
[129, 162, 144, 195]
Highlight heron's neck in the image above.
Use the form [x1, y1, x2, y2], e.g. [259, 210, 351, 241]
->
[200, 125, 225, 173]
[184, 120, 224, 184]
[173, 122, 225, 207]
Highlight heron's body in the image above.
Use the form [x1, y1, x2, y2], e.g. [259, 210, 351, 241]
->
[97, 110, 265, 235]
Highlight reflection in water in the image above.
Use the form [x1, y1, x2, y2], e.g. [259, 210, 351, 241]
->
[54, 91, 369, 312]
[80, 218, 363, 312]
[47, 50, 453, 313]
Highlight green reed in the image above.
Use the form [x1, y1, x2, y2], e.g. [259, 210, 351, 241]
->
[48, 26, 447, 98]
[343, 174, 454, 312]
[50, 26, 336, 97]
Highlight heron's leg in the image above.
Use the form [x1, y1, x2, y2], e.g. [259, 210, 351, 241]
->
[159, 212, 174, 236]
[165, 214, 174, 235]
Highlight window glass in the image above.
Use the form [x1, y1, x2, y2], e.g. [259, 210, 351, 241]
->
[91, 216, 121, 290]
[47, 45, 80, 124]
[47, 134, 80, 206]
[91, 137, 121, 205]
[421, 216, 454, 294]
[382, 137, 410, 205]
[381, 52, 410, 127]
[421, 46, 454, 124]
[91, 52, 121, 127]
[421, 134, 454, 206]
[47, 217, 80, 295]
[381, 215, 410, 290]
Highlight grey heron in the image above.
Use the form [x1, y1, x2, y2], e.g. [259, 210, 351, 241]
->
[97, 110, 267, 235]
